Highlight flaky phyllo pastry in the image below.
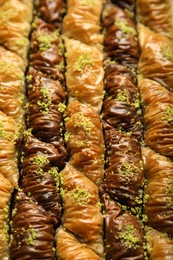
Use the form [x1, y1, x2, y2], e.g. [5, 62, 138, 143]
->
[57, 163, 104, 258]
[145, 227, 173, 259]
[142, 147, 173, 237]
[10, 190, 56, 259]
[140, 78, 173, 159]
[0, 173, 13, 260]
[102, 194, 144, 259]
[0, 0, 33, 61]
[138, 24, 173, 92]
[65, 38, 104, 113]
[56, 228, 100, 260]
[63, 0, 103, 49]
[65, 101, 105, 186]
[0, 46, 25, 128]
[0, 111, 18, 188]
[137, 0, 173, 40]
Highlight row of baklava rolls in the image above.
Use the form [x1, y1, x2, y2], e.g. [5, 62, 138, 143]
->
[55, 1, 106, 259]
[9, 1, 68, 259]
[101, 1, 146, 259]
[137, 0, 173, 258]
[0, 0, 33, 259]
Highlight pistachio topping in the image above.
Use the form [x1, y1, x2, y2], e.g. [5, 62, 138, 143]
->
[30, 154, 49, 175]
[69, 187, 91, 206]
[164, 105, 173, 125]
[115, 89, 130, 104]
[115, 19, 136, 37]
[37, 87, 52, 114]
[117, 224, 139, 249]
[57, 102, 66, 113]
[26, 226, 37, 246]
[37, 31, 59, 51]
[160, 44, 173, 62]
[73, 53, 93, 72]
[0, 3, 17, 24]
[74, 112, 94, 134]
[166, 177, 173, 209]
[117, 162, 139, 182]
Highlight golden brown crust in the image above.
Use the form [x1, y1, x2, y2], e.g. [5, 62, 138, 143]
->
[143, 147, 173, 237]
[65, 101, 105, 186]
[140, 78, 173, 159]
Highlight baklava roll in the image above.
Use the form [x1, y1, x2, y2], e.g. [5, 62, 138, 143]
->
[0, 0, 33, 61]
[145, 227, 173, 259]
[138, 24, 173, 92]
[142, 147, 173, 237]
[137, 0, 173, 40]
[0, 46, 25, 127]
[65, 101, 105, 186]
[103, 193, 144, 259]
[0, 173, 13, 260]
[0, 111, 18, 187]
[21, 135, 62, 223]
[10, 190, 56, 260]
[34, 0, 66, 27]
[102, 61, 142, 140]
[63, 0, 103, 49]
[58, 163, 104, 258]
[29, 18, 65, 84]
[26, 69, 67, 168]
[56, 227, 100, 260]
[102, 3, 138, 68]
[140, 78, 173, 159]
[65, 38, 104, 113]
[104, 129, 144, 207]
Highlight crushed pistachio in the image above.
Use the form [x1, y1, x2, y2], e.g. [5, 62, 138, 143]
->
[0, 3, 17, 24]
[117, 162, 139, 182]
[37, 31, 59, 51]
[30, 154, 49, 175]
[69, 187, 91, 206]
[166, 177, 173, 209]
[37, 87, 52, 114]
[164, 105, 173, 125]
[115, 89, 130, 104]
[117, 224, 139, 249]
[64, 131, 73, 142]
[74, 113, 94, 135]
[56, 60, 64, 71]
[48, 167, 60, 189]
[73, 53, 93, 72]
[30, 154, 49, 166]
[160, 44, 173, 62]
[26, 74, 33, 82]
[23, 128, 33, 137]
[115, 19, 136, 37]
[26, 226, 37, 246]
[0, 122, 4, 139]
[16, 37, 28, 47]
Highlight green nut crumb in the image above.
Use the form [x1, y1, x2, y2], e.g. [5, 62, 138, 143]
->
[160, 44, 173, 62]
[115, 19, 136, 37]
[117, 224, 139, 249]
[117, 162, 139, 182]
[26, 226, 37, 246]
[164, 105, 173, 126]
[70, 187, 91, 206]
[115, 89, 130, 104]
[73, 53, 93, 72]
